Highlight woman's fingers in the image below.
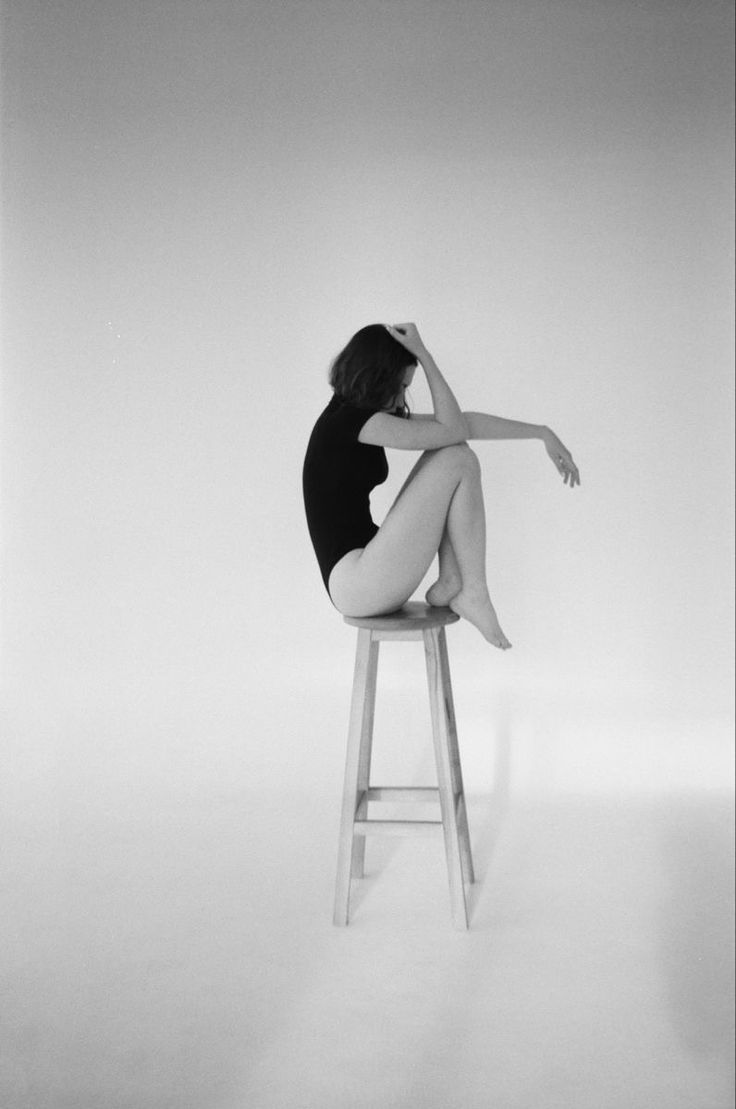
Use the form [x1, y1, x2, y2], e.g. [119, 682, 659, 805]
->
[384, 322, 425, 359]
[545, 429, 580, 485]
[554, 446, 580, 487]
[555, 453, 580, 486]
[384, 323, 411, 344]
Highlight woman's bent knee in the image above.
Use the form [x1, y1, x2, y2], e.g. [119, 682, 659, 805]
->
[433, 442, 479, 473]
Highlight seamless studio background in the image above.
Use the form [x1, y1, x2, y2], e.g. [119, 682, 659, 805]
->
[1, 2, 734, 1108]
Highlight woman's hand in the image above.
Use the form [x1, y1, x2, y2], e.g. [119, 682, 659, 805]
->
[543, 428, 581, 487]
[384, 322, 427, 360]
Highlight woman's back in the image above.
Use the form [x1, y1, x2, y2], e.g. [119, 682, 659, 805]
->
[302, 395, 388, 591]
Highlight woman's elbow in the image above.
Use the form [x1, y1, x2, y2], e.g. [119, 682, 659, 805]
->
[440, 420, 469, 447]
[454, 414, 471, 442]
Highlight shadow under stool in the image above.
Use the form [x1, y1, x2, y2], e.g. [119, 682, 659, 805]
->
[334, 602, 475, 930]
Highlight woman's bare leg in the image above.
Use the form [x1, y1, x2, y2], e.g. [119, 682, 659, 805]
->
[443, 453, 511, 647]
[388, 452, 462, 608]
[425, 526, 462, 606]
[328, 444, 511, 648]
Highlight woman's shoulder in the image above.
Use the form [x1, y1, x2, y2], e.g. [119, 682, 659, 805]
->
[324, 393, 381, 419]
[314, 393, 382, 443]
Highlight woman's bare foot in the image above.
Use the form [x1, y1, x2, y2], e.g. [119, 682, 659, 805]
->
[449, 588, 512, 650]
[426, 576, 462, 607]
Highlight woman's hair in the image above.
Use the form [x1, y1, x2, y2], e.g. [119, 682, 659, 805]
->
[329, 324, 417, 417]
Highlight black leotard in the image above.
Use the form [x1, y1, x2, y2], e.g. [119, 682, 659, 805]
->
[302, 394, 388, 593]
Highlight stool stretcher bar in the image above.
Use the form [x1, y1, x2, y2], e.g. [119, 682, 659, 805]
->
[364, 787, 440, 803]
[353, 819, 443, 837]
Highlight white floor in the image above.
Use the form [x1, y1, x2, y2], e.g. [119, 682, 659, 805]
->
[2, 773, 733, 1109]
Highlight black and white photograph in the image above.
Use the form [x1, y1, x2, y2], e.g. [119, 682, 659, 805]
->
[1, 1, 734, 1106]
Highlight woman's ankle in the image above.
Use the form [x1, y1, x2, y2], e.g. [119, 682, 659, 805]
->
[453, 582, 491, 604]
[426, 576, 462, 606]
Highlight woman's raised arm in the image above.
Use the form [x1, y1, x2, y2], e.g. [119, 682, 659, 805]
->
[359, 323, 469, 450]
[387, 324, 467, 440]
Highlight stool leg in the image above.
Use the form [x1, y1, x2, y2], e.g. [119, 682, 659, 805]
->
[351, 632, 378, 880]
[438, 628, 475, 885]
[334, 628, 379, 926]
[424, 627, 469, 930]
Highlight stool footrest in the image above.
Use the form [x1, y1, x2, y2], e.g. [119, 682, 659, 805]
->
[353, 818, 443, 837]
[365, 787, 439, 803]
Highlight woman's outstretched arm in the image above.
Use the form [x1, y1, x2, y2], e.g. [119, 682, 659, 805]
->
[464, 412, 544, 441]
[465, 412, 581, 487]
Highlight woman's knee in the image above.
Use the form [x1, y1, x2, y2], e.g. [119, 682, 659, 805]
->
[432, 442, 480, 474]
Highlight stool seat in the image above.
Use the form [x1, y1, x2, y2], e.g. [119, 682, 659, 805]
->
[343, 601, 460, 632]
[334, 602, 474, 930]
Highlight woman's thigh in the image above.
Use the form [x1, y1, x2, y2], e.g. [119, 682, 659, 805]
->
[328, 443, 474, 616]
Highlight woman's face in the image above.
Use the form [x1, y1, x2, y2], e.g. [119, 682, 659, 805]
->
[388, 366, 415, 409]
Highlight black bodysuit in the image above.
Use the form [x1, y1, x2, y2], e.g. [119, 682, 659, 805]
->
[302, 394, 388, 593]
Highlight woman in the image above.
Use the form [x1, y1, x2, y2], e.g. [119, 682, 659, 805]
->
[302, 323, 580, 650]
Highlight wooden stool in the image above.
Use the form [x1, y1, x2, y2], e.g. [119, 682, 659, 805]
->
[334, 602, 475, 930]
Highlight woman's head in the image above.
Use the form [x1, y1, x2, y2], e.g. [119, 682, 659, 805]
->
[329, 324, 417, 415]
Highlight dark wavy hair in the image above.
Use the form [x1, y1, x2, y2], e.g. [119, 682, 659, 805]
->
[329, 324, 417, 417]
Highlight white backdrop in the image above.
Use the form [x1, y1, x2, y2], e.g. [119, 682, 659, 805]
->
[2, 0, 733, 819]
